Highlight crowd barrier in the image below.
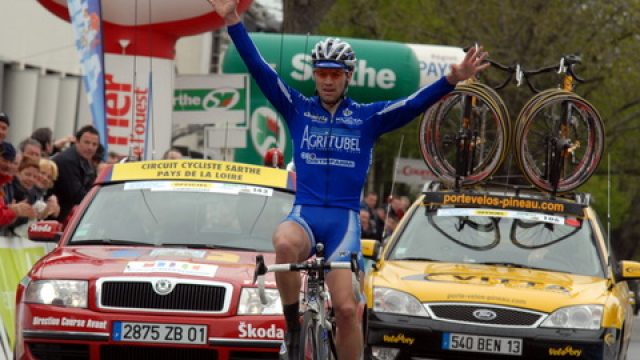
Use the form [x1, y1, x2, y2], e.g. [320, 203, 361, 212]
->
[0, 234, 54, 360]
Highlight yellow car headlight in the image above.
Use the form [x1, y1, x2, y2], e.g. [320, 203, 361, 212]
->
[540, 305, 603, 330]
[373, 287, 429, 317]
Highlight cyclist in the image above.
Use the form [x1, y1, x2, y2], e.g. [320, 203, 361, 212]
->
[210, 1, 488, 358]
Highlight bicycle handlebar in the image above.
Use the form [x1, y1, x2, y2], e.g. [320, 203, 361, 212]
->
[520, 55, 585, 93]
[253, 252, 359, 305]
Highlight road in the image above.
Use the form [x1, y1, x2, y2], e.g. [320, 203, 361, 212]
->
[628, 315, 640, 358]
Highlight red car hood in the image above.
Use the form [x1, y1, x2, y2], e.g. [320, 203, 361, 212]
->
[36, 246, 277, 285]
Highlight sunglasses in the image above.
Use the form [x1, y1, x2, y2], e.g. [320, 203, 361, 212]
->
[313, 69, 347, 79]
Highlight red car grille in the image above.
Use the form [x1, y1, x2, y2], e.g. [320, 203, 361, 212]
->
[100, 281, 226, 312]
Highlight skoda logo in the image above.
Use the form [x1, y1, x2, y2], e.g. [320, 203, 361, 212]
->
[153, 279, 174, 295]
[473, 309, 497, 321]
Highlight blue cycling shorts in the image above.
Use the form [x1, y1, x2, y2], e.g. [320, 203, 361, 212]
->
[285, 205, 365, 270]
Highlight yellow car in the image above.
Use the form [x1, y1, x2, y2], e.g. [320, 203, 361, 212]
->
[362, 183, 640, 360]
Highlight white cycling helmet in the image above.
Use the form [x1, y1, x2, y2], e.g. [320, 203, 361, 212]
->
[311, 37, 357, 72]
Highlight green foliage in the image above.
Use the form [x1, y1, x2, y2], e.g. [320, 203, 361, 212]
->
[317, 0, 640, 249]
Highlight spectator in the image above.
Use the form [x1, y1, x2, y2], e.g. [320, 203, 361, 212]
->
[30, 127, 54, 157]
[163, 148, 183, 160]
[0, 142, 36, 229]
[9, 158, 44, 233]
[388, 195, 406, 220]
[359, 209, 378, 239]
[19, 138, 42, 163]
[382, 213, 399, 240]
[37, 159, 60, 219]
[360, 191, 382, 239]
[0, 112, 9, 143]
[52, 125, 99, 222]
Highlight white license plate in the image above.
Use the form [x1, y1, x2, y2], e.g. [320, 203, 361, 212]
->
[442, 332, 522, 356]
[112, 321, 207, 344]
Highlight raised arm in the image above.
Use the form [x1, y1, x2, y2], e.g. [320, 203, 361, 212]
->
[209, 0, 300, 119]
[373, 46, 490, 135]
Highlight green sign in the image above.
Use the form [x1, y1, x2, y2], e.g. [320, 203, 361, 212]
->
[173, 88, 247, 112]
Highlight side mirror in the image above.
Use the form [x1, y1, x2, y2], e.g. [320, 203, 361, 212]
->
[361, 239, 380, 260]
[618, 260, 640, 280]
[28, 221, 63, 242]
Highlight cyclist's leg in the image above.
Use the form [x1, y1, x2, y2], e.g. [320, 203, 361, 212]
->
[326, 270, 362, 360]
[320, 208, 363, 360]
[273, 206, 315, 358]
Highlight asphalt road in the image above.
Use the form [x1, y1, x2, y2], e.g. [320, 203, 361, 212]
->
[627, 315, 640, 358]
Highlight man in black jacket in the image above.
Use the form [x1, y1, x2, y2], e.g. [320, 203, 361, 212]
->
[52, 125, 100, 222]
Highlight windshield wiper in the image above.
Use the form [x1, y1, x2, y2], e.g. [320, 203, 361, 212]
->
[160, 243, 259, 252]
[70, 239, 151, 246]
[477, 261, 554, 271]
[393, 257, 442, 262]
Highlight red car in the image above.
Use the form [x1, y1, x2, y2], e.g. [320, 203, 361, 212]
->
[14, 159, 295, 360]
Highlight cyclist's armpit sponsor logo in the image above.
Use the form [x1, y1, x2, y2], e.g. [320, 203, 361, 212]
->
[423, 192, 585, 216]
[304, 111, 328, 124]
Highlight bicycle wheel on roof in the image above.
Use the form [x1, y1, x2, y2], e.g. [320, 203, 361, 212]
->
[515, 90, 605, 193]
[419, 83, 510, 187]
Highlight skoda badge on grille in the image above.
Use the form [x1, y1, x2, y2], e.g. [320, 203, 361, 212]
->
[154, 279, 174, 295]
[473, 309, 497, 321]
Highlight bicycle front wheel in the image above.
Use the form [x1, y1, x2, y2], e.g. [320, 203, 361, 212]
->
[298, 312, 321, 360]
[515, 90, 605, 193]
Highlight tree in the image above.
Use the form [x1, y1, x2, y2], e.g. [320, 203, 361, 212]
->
[282, 0, 337, 33]
[318, 0, 640, 257]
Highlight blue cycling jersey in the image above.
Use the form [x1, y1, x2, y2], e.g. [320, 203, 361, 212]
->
[228, 23, 455, 211]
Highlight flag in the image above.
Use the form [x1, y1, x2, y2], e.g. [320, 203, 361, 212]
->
[67, 0, 107, 154]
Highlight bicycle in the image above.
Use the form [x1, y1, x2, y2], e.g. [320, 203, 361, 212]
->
[253, 243, 359, 360]
[419, 51, 515, 189]
[514, 55, 605, 194]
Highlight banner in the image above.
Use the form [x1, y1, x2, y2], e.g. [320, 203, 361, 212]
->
[394, 157, 436, 188]
[67, 0, 107, 151]
[104, 54, 173, 160]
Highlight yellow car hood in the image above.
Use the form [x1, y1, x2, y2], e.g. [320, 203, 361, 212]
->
[370, 261, 609, 313]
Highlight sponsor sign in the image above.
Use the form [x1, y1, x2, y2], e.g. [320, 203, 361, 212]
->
[173, 74, 249, 126]
[407, 44, 464, 87]
[423, 191, 585, 216]
[109, 160, 291, 190]
[238, 322, 284, 339]
[104, 54, 173, 159]
[436, 208, 566, 225]
[394, 157, 436, 187]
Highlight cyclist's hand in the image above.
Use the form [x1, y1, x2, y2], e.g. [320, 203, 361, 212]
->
[447, 45, 490, 85]
[209, 0, 240, 25]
